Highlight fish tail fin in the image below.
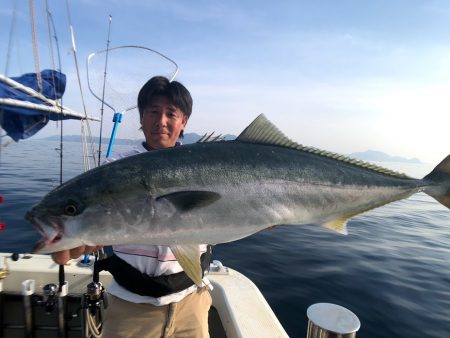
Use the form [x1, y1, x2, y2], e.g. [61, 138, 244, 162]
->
[423, 154, 450, 209]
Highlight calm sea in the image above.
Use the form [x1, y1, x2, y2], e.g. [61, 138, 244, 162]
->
[0, 140, 449, 338]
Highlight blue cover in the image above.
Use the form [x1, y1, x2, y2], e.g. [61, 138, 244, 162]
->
[0, 69, 78, 141]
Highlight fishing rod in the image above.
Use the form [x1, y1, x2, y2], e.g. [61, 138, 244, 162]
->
[47, 6, 70, 337]
[97, 15, 113, 166]
[79, 14, 113, 275]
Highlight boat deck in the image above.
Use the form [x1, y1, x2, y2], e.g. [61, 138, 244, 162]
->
[1, 293, 228, 338]
[0, 253, 288, 338]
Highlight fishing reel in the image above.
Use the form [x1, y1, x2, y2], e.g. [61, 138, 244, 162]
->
[9, 253, 63, 315]
[79, 253, 109, 338]
[32, 282, 68, 315]
[41, 283, 58, 313]
[83, 253, 109, 315]
[83, 281, 108, 315]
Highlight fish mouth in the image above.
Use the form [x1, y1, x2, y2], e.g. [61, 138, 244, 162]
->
[26, 212, 64, 253]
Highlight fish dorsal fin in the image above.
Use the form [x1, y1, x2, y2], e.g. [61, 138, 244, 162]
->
[237, 114, 297, 148]
[237, 114, 412, 179]
[197, 132, 225, 143]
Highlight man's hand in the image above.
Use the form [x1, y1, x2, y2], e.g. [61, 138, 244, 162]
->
[52, 245, 103, 265]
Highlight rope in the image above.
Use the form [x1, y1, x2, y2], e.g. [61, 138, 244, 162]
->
[65, 0, 97, 172]
[86, 310, 103, 338]
[81, 122, 90, 171]
[4, 0, 18, 75]
[44, 2, 66, 183]
[84, 120, 97, 170]
[28, 0, 43, 93]
[45, 4, 57, 134]
[45, 0, 56, 71]
[65, 0, 88, 116]
[0, 0, 16, 159]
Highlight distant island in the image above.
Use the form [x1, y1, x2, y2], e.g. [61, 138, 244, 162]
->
[40, 136, 421, 163]
[40, 132, 236, 146]
[348, 150, 421, 163]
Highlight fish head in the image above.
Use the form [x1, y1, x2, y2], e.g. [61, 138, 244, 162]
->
[25, 152, 223, 254]
[24, 165, 142, 254]
[25, 180, 97, 253]
[24, 164, 183, 254]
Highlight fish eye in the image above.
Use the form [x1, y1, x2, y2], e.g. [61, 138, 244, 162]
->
[64, 204, 78, 216]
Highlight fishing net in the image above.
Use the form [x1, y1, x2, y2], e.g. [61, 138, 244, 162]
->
[87, 46, 178, 156]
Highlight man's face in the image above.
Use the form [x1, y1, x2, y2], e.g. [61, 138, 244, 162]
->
[141, 95, 188, 149]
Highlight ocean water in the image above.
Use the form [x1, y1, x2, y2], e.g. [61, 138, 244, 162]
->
[0, 140, 449, 338]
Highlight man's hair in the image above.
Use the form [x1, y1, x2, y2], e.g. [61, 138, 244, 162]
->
[137, 76, 193, 119]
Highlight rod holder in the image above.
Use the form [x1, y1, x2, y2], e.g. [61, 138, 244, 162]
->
[22, 280, 36, 338]
[307, 303, 360, 338]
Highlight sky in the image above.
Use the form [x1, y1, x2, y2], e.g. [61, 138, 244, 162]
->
[0, 0, 449, 164]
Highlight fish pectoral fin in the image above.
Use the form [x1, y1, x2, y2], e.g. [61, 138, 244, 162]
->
[157, 191, 221, 212]
[321, 217, 349, 235]
[170, 245, 203, 287]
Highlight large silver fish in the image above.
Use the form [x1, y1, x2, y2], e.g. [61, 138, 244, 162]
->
[26, 115, 450, 285]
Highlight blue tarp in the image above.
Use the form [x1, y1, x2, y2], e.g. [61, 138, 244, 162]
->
[0, 69, 77, 141]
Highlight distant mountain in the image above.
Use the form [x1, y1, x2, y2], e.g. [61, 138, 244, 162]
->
[40, 137, 417, 163]
[41, 135, 141, 146]
[349, 150, 421, 163]
[41, 132, 236, 145]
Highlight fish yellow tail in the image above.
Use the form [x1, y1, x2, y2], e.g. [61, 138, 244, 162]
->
[424, 155, 450, 209]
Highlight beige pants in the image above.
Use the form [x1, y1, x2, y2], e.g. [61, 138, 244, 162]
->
[102, 288, 212, 338]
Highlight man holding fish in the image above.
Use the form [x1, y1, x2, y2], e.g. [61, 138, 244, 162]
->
[28, 73, 450, 338]
[52, 76, 212, 338]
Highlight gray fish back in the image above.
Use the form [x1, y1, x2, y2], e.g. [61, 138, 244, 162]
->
[237, 114, 412, 179]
